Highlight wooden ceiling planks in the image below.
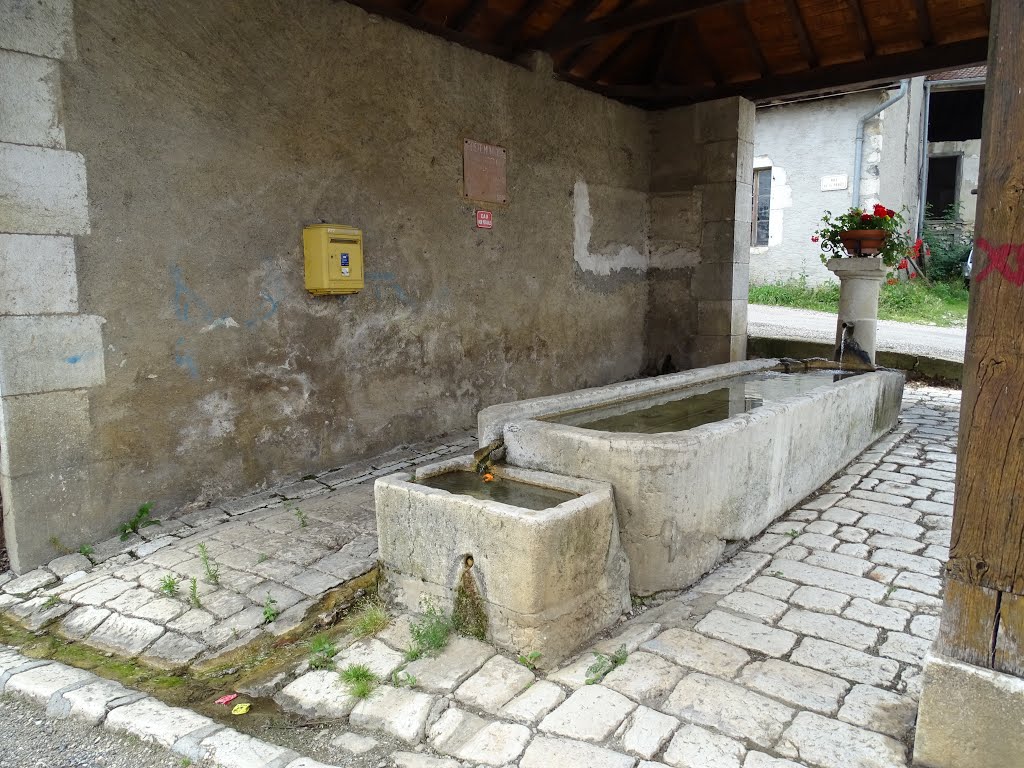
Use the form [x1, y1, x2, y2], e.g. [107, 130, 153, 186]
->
[340, 0, 990, 106]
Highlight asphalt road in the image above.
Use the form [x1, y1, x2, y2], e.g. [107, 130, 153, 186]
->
[748, 304, 966, 363]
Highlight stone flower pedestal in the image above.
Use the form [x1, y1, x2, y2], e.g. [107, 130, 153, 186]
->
[826, 257, 887, 365]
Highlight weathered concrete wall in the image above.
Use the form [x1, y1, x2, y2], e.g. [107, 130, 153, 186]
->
[0, 0, 753, 570]
[750, 83, 924, 286]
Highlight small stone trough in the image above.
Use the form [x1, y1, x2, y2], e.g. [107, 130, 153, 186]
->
[374, 456, 630, 664]
[478, 358, 905, 595]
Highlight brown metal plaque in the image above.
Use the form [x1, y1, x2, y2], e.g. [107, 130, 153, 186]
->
[463, 139, 508, 204]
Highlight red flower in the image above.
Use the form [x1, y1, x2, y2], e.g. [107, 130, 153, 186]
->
[898, 259, 908, 270]
[861, 213, 873, 222]
[811, 235, 819, 243]
[872, 204, 888, 218]
[909, 273, 918, 279]
[886, 208, 896, 218]
[887, 278, 898, 285]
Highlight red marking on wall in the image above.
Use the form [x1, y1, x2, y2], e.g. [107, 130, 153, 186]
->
[974, 238, 1024, 286]
[476, 210, 493, 229]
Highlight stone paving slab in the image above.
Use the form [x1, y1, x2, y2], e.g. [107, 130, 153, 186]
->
[0, 431, 475, 668]
[0, 386, 961, 768]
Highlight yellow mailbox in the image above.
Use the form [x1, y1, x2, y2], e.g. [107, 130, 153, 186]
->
[303, 224, 364, 295]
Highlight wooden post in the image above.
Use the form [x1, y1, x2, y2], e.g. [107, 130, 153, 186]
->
[936, 0, 1024, 677]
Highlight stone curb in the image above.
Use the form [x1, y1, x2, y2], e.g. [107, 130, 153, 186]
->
[0, 646, 340, 768]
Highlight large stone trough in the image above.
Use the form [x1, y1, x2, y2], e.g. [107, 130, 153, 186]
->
[479, 358, 904, 595]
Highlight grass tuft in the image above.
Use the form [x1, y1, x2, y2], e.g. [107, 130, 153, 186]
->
[308, 633, 337, 670]
[352, 597, 391, 638]
[340, 663, 377, 698]
[406, 600, 452, 659]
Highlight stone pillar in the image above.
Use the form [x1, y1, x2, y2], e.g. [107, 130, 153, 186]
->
[647, 96, 754, 370]
[825, 257, 886, 364]
[0, 0, 107, 572]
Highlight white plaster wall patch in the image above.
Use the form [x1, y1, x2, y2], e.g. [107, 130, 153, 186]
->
[573, 180, 649, 275]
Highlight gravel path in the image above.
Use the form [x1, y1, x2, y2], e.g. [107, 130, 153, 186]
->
[0, 696, 209, 768]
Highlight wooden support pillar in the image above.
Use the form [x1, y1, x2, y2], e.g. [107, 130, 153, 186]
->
[935, 0, 1024, 676]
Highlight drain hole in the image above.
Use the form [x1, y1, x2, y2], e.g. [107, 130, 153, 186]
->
[464, 554, 474, 569]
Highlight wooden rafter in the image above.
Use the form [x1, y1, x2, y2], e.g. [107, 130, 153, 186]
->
[782, 0, 818, 69]
[568, 37, 989, 107]
[452, 0, 488, 31]
[684, 17, 722, 86]
[651, 22, 682, 84]
[345, 0, 511, 59]
[912, 0, 935, 46]
[406, 0, 427, 13]
[496, 0, 547, 46]
[543, 0, 743, 52]
[846, 0, 875, 59]
[538, 0, 605, 52]
[733, 4, 768, 78]
[589, 35, 636, 82]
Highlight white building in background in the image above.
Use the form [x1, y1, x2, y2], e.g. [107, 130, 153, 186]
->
[749, 67, 985, 286]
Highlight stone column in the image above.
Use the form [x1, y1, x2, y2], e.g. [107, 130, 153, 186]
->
[825, 257, 886, 365]
[648, 97, 754, 370]
[0, 0, 107, 572]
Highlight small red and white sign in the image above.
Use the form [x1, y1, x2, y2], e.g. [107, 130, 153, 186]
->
[475, 210, 493, 229]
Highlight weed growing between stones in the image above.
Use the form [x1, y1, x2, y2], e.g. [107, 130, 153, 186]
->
[256, 553, 269, 563]
[585, 644, 628, 684]
[340, 663, 377, 698]
[160, 574, 179, 596]
[291, 505, 308, 528]
[517, 651, 542, 670]
[48, 536, 71, 555]
[352, 597, 391, 638]
[307, 634, 337, 670]
[198, 543, 220, 585]
[391, 669, 417, 688]
[189, 578, 201, 608]
[405, 600, 452, 661]
[42, 595, 61, 610]
[452, 567, 488, 641]
[119, 502, 160, 540]
[78, 544, 94, 559]
[262, 593, 280, 624]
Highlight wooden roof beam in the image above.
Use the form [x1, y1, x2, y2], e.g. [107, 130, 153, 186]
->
[451, 0, 488, 31]
[543, 0, 743, 52]
[783, 0, 818, 69]
[496, 0, 547, 46]
[576, 37, 989, 107]
[734, 4, 768, 78]
[345, 0, 511, 59]
[589, 35, 636, 83]
[652, 22, 683, 84]
[684, 18, 722, 87]
[912, 0, 935, 46]
[846, 0, 875, 59]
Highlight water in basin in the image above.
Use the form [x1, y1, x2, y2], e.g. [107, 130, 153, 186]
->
[418, 470, 578, 511]
[554, 370, 854, 434]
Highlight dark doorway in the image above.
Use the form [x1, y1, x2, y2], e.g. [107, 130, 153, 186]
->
[926, 156, 960, 218]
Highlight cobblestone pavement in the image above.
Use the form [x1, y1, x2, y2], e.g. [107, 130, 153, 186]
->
[0, 384, 958, 768]
[0, 432, 477, 668]
[265, 384, 958, 768]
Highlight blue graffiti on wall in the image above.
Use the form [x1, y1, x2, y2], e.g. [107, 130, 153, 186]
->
[170, 265, 280, 378]
[366, 271, 414, 306]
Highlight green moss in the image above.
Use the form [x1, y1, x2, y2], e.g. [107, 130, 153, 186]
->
[451, 568, 488, 641]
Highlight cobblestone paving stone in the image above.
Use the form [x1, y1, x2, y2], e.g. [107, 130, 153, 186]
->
[0, 432, 478, 667]
[0, 385, 959, 768]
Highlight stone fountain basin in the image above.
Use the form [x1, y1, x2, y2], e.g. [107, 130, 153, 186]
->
[374, 456, 630, 664]
[478, 358, 905, 595]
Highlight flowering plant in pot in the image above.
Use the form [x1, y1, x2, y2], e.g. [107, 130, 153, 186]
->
[813, 203, 911, 267]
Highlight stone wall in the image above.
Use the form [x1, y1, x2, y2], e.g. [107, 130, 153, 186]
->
[0, 0, 107, 572]
[0, 0, 753, 570]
